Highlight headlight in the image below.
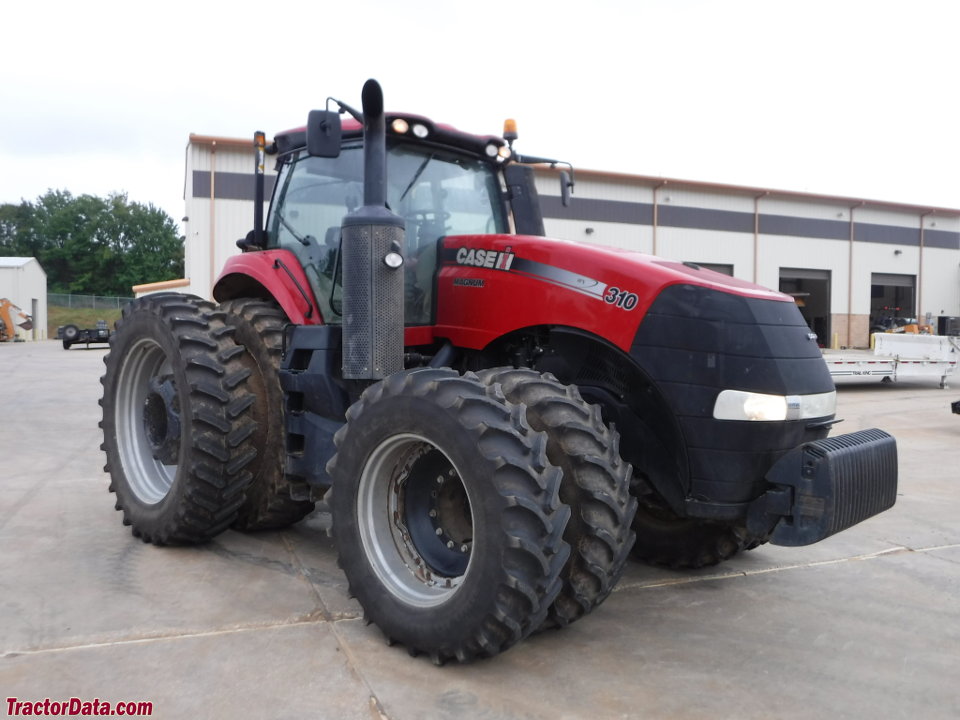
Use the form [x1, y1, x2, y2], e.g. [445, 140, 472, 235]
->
[713, 390, 836, 422]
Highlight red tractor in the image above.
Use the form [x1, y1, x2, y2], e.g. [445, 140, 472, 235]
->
[100, 80, 898, 663]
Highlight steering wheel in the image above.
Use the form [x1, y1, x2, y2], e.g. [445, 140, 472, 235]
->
[405, 210, 451, 247]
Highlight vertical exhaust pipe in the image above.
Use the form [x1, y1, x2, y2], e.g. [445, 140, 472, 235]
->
[340, 79, 406, 381]
[253, 130, 266, 246]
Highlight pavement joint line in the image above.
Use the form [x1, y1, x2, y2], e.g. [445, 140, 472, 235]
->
[2, 612, 363, 659]
[281, 532, 334, 622]
[613, 542, 960, 592]
[282, 531, 390, 718]
[328, 622, 392, 720]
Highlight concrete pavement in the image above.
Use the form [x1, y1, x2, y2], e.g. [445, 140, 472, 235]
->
[1, 340, 958, 719]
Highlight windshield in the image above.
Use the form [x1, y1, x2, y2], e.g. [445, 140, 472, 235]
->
[267, 142, 507, 323]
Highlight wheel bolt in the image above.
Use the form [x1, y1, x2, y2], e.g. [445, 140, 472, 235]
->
[435, 527, 443, 536]
[436, 475, 444, 484]
[446, 541, 455, 549]
[460, 544, 469, 553]
[428, 509, 437, 518]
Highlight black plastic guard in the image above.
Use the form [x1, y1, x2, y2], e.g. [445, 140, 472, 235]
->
[280, 325, 349, 493]
[752, 429, 898, 546]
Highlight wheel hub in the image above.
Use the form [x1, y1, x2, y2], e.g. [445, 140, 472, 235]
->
[397, 447, 472, 580]
[357, 433, 476, 607]
[143, 375, 181, 465]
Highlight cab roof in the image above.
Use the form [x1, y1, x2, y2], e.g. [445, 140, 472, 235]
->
[272, 112, 506, 160]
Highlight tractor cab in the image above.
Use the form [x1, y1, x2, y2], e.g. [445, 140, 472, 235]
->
[231, 105, 570, 329]
[264, 122, 511, 325]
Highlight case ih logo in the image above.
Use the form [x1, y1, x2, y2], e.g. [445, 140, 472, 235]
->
[455, 247, 516, 271]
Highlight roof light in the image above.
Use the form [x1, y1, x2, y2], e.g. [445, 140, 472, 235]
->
[391, 118, 409, 134]
[503, 118, 518, 142]
[485, 143, 499, 158]
[498, 146, 512, 160]
[411, 123, 429, 139]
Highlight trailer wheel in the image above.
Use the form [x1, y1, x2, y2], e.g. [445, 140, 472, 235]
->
[630, 500, 746, 569]
[99, 294, 258, 545]
[220, 298, 315, 531]
[329, 368, 570, 663]
[62, 324, 79, 349]
[477, 368, 636, 628]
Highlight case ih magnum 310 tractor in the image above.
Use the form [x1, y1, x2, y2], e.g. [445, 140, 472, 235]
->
[101, 80, 898, 663]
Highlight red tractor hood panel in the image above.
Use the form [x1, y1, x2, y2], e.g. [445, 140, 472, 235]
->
[434, 234, 790, 352]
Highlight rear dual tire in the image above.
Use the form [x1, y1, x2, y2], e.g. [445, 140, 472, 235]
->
[220, 298, 316, 531]
[99, 294, 258, 544]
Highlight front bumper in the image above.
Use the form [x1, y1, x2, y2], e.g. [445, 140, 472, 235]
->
[747, 429, 898, 546]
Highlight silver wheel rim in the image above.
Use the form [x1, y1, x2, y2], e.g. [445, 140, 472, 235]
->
[357, 433, 474, 608]
[114, 337, 178, 504]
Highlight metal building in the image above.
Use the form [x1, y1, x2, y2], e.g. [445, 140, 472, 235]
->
[0, 257, 47, 341]
[161, 135, 960, 349]
[537, 170, 960, 348]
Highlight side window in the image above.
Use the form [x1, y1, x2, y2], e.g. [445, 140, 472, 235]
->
[267, 149, 364, 323]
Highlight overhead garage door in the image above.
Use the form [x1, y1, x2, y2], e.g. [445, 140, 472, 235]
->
[780, 267, 831, 344]
[870, 273, 915, 329]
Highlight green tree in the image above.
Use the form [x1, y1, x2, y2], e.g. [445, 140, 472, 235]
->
[0, 190, 184, 296]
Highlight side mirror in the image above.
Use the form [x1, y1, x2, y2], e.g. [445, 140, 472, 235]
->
[236, 229, 264, 251]
[559, 169, 574, 207]
[306, 110, 342, 158]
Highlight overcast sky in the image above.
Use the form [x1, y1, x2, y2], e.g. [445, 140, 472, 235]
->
[3, 0, 959, 232]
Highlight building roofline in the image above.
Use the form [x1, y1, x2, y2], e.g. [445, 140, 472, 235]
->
[537, 166, 960, 216]
[0, 256, 37, 267]
[188, 134, 254, 150]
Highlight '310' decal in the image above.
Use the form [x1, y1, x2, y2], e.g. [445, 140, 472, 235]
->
[603, 286, 639, 310]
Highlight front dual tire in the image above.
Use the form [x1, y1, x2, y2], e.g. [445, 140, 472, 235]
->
[329, 368, 571, 664]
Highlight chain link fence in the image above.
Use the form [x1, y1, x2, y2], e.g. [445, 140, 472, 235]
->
[48, 293, 134, 310]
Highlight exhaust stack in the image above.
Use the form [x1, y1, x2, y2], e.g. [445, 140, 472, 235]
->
[340, 79, 406, 381]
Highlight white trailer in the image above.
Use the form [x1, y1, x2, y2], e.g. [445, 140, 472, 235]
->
[823, 334, 959, 388]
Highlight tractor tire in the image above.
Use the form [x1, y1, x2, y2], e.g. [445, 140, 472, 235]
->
[477, 368, 637, 628]
[329, 368, 571, 663]
[630, 500, 747, 569]
[220, 298, 315, 531]
[99, 294, 258, 545]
